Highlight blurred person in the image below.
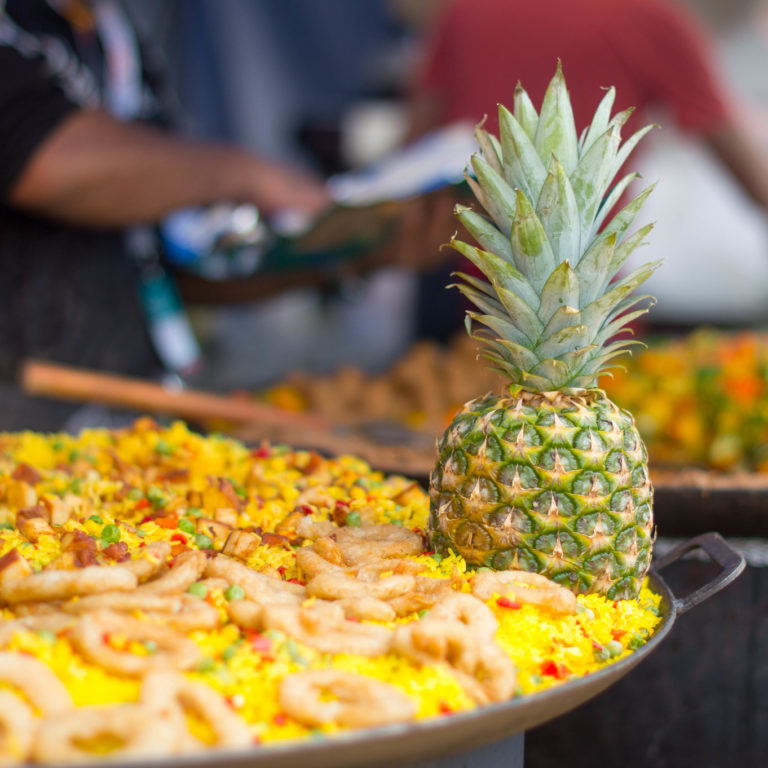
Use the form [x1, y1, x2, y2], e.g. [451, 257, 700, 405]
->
[0, 0, 452, 429]
[406, 0, 768, 336]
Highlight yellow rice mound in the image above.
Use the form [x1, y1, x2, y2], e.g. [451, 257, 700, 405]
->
[0, 419, 662, 754]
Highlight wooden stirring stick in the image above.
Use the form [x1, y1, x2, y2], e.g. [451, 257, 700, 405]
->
[19, 360, 330, 432]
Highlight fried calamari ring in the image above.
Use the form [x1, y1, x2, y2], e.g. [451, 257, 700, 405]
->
[137, 550, 206, 595]
[61, 593, 221, 631]
[306, 571, 414, 601]
[32, 704, 178, 763]
[0, 565, 137, 605]
[0, 652, 73, 715]
[471, 570, 577, 614]
[0, 691, 33, 765]
[71, 612, 201, 675]
[141, 670, 253, 750]
[0, 614, 76, 647]
[331, 524, 423, 565]
[279, 669, 416, 728]
[226, 599, 263, 630]
[122, 541, 171, 583]
[428, 593, 498, 639]
[205, 554, 305, 603]
[392, 616, 516, 704]
[262, 602, 392, 657]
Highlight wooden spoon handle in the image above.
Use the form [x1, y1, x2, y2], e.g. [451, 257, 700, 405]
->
[19, 360, 330, 431]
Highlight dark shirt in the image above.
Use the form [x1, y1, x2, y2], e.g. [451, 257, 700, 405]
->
[0, 0, 162, 429]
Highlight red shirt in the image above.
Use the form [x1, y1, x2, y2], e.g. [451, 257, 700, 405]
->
[413, 0, 730, 138]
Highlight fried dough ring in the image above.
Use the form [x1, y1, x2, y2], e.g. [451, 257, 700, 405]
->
[32, 704, 178, 763]
[0, 566, 137, 605]
[0, 652, 73, 715]
[471, 570, 577, 613]
[0, 691, 34, 765]
[71, 612, 201, 675]
[279, 669, 416, 728]
[141, 670, 252, 750]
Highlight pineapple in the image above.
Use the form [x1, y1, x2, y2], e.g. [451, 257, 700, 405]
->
[428, 64, 660, 600]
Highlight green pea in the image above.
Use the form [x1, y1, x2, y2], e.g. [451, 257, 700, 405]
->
[194, 533, 213, 550]
[155, 439, 173, 456]
[186, 507, 203, 518]
[345, 511, 362, 527]
[101, 524, 120, 543]
[143, 640, 158, 654]
[593, 647, 611, 663]
[196, 657, 215, 673]
[147, 486, 166, 509]
[0, 521, 14, 531]
[188, 581, 208, 599]
[177, 518, 195, 535]
[222, 641, 242, 661]
[127, 488, 143, 501]
[87, 515, 103, 525]
[606, 640, 624, 657]
[225, 584, 245, 601]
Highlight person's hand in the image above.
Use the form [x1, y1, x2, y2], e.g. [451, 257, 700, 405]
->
[366, 187, 460, 272]
[240, 156, 331, 216]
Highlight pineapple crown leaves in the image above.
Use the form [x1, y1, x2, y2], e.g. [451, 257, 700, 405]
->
[451, 62, 661, 392]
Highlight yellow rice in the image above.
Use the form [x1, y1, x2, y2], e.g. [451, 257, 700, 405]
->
[0, 419, 662, 747]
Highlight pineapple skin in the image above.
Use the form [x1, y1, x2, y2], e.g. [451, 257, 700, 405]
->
[429, 388, 654, 600]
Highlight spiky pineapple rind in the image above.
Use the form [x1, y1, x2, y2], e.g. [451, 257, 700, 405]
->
[428, 388, 654, 600]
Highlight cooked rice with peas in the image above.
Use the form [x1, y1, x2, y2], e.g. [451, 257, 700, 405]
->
[0, 419, 661, 761]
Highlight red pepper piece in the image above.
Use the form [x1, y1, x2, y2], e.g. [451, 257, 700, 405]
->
[496, 597, 522, 609]
[246, 631, 272, 653]
[541, 660, 569, 679]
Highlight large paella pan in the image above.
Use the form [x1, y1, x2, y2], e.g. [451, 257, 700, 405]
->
[0, 420, 743, 767]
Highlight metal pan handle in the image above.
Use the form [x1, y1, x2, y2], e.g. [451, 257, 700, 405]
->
[652, 532, 745, 615]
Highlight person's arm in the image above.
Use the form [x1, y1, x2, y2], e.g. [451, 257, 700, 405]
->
[705, 122, 768, 213]
[7, 109, 329, 227]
